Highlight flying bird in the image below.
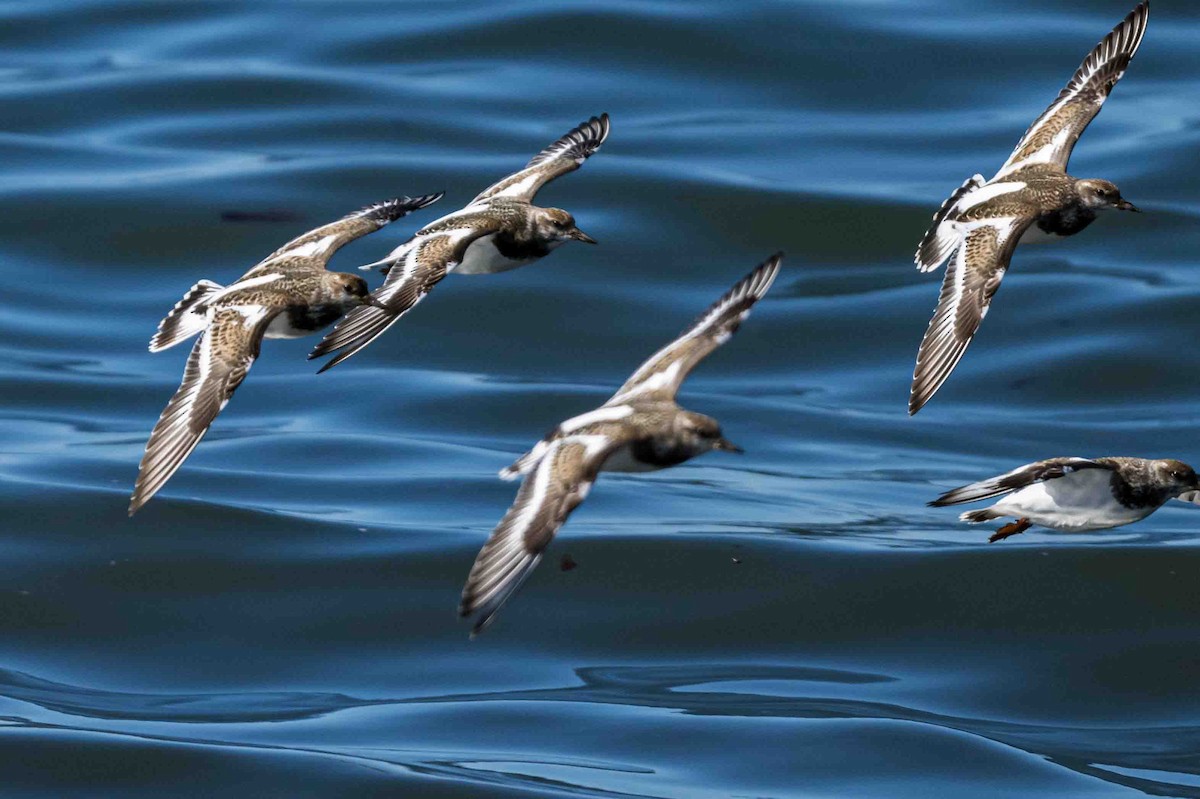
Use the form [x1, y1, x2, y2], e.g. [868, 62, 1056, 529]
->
[930, 456, 1199, 542]
[129, 194, 442, 515]
[459, 253, 782, 636]
[310, 114, 609, 371]
[910, 2, 1148, 414]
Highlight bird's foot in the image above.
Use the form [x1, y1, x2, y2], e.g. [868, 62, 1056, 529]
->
[989, 518, 1032, 543]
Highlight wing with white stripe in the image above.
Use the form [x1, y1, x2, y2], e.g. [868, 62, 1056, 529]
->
[930, 458, 1110, 506]
[309, 223, 497, 371]
[609, 253, 781, 405]
[471, 114, 610, 204]
[909, 218, 1032, 415]
[250, 193, 443, 271]
[996, 2, 1148, 177]
[130, 305, 276, 515]
[459, 432, 626, 636]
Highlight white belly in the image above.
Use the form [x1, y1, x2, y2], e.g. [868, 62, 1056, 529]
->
[454, 235, 533, 275]
[992, 470, 1153, 531]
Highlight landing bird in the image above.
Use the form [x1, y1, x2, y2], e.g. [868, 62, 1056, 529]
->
[459, 253, 783, 636]
[930, 456, 1199, 542]
[129, 194, 442, 515]
[309, 114, 609, 372]
[910, 2, 1148, 415]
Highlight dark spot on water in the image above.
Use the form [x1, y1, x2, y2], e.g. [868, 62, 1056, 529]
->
[220, 210, 304, 224]
[560, 554, 577, 572]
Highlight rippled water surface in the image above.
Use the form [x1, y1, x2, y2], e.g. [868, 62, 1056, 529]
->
[4, 0, 1200, 796]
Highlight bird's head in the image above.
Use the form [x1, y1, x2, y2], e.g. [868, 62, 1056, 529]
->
[1154, 459, 1200, 495]
[327, 272, 387, 308]
[535, 207, 597, 246]
[1076, 179, 1139, 212]
[680, 411, 742, 456]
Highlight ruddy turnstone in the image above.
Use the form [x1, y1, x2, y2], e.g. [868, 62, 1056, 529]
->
[458, 253, 782, 635]
[930, 456, 1198, 542]
[910, 1, 1148, 415]
[309, 114, 609, 372]
[129, 194, 442, 515]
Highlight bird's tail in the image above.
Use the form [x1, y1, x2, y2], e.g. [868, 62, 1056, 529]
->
[914, 174, 984, 272]
[149, 280, 222, 352]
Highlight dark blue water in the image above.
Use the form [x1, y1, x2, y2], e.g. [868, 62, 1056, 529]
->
[3, 0, 1200, 795]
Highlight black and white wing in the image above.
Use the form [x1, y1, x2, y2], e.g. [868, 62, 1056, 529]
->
[130, 305, 277, 515]
[909, 217, 1033, 415]
[995, 1, 1148, 178]
[1175, 491, 1200, 505]
[459, 432, 626, 636]
[470, 114, 610, 205]
[250, 193, 443, 271]
[607, 253, 781, 405]
[929, 457, 1110, 506]
[308, 220, 500, 371]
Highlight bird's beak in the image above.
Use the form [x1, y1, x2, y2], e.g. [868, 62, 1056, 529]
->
[1116, 199, 1140, 212]
[569, 227, 598, 244]
[714, 438, 744, 454]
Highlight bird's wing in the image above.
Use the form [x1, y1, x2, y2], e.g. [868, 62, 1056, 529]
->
[470, 114, 610, 204]
[129, 305, 277, 515]
[459, 431, 627, 636]
[909, 217, 1033, 415]
[252, 193, 443, 270]
[995, 2, 1148, 178]
[1174, 491, 1200, 505]
[929, 457, 1110, 507]
[308, 221, 499, 371]
[608, 253, 781, 405]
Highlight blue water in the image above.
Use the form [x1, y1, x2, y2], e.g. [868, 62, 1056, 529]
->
[3, 0, 1200, 795]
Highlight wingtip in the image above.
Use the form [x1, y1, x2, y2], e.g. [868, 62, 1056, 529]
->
[352, 192, 445, 224]
[128, 487, 148, 516]
[748, 251, 783, 296]
[909, 384, 932, 416]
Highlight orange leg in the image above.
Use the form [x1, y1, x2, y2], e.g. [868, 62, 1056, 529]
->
[989, 518, 1032, 543]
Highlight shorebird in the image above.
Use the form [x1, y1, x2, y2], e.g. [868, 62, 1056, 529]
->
[459, 253, 782, 636]
[930, 456, 1199, 542]
[309, 114, 609, 372]
[129, 194, 442, 515]
[910, 2, 1148, 415]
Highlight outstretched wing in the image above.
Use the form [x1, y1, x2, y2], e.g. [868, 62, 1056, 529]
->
[129, 306, 276, 515]
[459, 432, 626, 636]
[608, 253, 781, 405]
[909, 217, 1032, 415]
[995, 2, 1148, 178]
[308, 221, 499, 371]
[471, 114, 610, 205]
[250, 193, 443, 271]
[930, 457, 1110, 507]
